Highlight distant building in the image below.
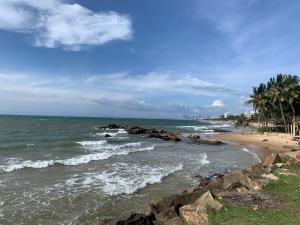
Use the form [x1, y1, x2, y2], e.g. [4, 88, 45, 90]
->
[224, 112, 229, 118]
[244, 110, 255, 118]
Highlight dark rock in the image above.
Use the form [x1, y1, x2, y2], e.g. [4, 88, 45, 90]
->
[115, 214, 154, 225]
[99, 124, 121, 129]
[126, 126, 148, 134]
[104, 134, 112, 138]
[194, 139, 224, 145]
[148, 133, 181, 142]
[213, 128, 231, 133]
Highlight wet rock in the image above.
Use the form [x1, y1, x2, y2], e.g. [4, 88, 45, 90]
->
[115, 214, 154, 225]
[148, 133, 182, 142]
[104, 134, 112, 138]
[191, 139, 223, 145]
[126, 126, 148, 134]
[99, 124, 122, 129]
[188, 134, 201, 140]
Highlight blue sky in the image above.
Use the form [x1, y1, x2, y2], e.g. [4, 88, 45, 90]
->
[0, 0, 299, 118]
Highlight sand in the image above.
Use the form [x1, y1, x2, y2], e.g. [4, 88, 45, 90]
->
[214, 132, 299, 152]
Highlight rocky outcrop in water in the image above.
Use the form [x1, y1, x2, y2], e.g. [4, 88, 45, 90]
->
[188, 134, 223, 145]
[98, 124, 182, 142]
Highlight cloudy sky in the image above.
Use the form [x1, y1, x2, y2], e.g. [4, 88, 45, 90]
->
[0, 0, 299, 118]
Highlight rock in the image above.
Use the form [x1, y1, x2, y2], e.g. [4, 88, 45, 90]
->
[148, 133, 182, 142]
[104, 134, 112, 138]
[179, 204, 208, 225]
[194, 191, 223, 211]
[262, 139, 268, 142]
[286, 157, 300, 166]
[162, 217, 184, 225]
[188, 134, 201, 140]
[179, 191, 223, 225]
[148, 188, 206, 222]
[262, 153, 282, 169]
[192, 139, 224, 145]
[115, 214, 154, 225]
[127, 126, 148, 134]
[205, 171, 261, 191]
[248, 163, 271, 178]
[261, 173, 279, 180]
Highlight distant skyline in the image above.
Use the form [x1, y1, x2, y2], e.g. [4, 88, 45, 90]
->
[0, 0, 300, 118]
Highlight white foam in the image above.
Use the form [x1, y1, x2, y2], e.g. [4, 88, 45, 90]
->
[0, 143, 155, 173]
[199, 153, 210, 165]
[76, 140, 107, 147]
[94, 129, 128, 137]
[240, 147, 261, 163]
[66, 163, 183, 195]
[177, 124, 230, 132]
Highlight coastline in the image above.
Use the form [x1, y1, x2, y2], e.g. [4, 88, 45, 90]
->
[107, 129, 300, 225]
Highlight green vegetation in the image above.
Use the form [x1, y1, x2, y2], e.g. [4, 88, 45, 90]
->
[247, 74, 300, 133]
[208, 166, 300, 225]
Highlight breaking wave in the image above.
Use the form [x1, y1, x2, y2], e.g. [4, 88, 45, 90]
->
[0, 142, 155, 173]
[66, 163, 184, 196]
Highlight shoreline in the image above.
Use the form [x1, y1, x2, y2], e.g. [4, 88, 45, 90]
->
[212, 131, 299, 157]
[105, 130, 300, 225]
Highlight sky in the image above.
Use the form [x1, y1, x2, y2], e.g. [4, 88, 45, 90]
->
[0, 0, 300, 118]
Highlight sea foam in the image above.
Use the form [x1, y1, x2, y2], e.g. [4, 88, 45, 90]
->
[0, 142, 155, 173]
[66, 163, 184, 196]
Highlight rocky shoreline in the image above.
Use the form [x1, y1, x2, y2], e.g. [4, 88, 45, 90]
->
[93, 124, 299, 225]
[95, 151, 298, 225]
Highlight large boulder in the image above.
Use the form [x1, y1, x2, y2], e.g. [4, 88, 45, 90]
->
[126, 126, 148, 134]
[148, 133, 182, 142]
[179, 191, 223, 225]
[115, 214, 154, 225]
[148, 188, 206, 222]
[205, 171, 261, 192]
[262, 153, 282, 169]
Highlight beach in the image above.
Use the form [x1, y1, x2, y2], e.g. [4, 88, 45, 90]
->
[214, 131, 299, 153]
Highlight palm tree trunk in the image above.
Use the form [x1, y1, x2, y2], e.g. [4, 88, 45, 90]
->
[279, 101, 287, 133]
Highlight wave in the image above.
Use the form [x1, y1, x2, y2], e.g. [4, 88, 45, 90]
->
[240, 147, 261, 163]
[177, 124, 230, 132]
[93, 129, 128, 137]
[199, 153, 210, 165]
[0, 143, 155, 173]
[76, 140, 107, 147]
[66, 163, 183, 196]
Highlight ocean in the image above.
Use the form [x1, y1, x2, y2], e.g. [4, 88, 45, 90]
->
[0, 115, 260, 225]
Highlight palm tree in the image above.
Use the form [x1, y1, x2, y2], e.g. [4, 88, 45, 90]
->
[284, 75, 300, 120]
[247, 83, 269, 130]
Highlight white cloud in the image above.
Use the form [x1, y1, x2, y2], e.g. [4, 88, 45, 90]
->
[211, 99, 224, 107]
[0, 0, 132, 50]
[0, 71, 239, 117]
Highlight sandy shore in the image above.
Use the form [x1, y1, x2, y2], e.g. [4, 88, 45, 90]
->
[214, 131, 299, 153]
